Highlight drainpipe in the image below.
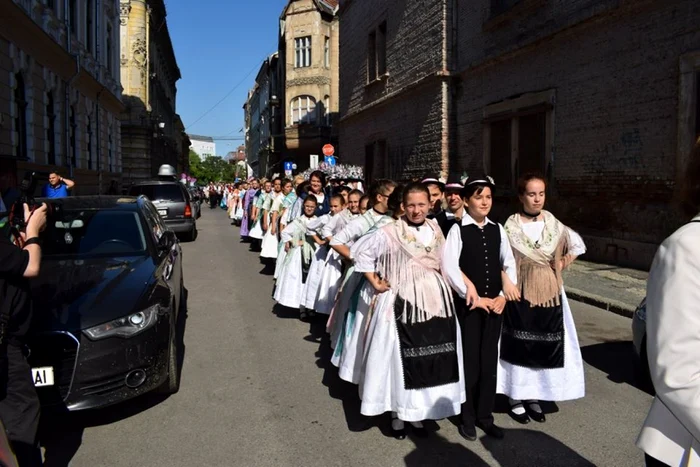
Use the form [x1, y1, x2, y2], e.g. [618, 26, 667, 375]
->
[64, 0, 80, 179]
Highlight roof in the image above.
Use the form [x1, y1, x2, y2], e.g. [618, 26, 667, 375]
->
[280, 0, 338, 19]
[187, 134, 214, 143]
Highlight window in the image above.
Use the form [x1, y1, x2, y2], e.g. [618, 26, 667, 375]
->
[69, 0, 77, 35]
[69, 106, 77, 167]
[491, 0, 521, 16]
[294, 36, 311, 68]
[14, 73, 28, 160]
[86, 117, 93, 169]
[108, 128, 113, 172]
[483, 90, 554, 190]
[86, 0, 92, 52]
[324, 96, 330, 126]
[367, 21, 387, 82]
[364, 139, 387, 183]
[47, 92, 56, 166]
[324, 37, 330, 68]
[290, 96, 317, 125]
[106, 25, 113, 72]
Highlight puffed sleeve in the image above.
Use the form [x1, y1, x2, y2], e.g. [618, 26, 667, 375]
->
[645, 225, 700, 441]
[330, 216, 364, 246]
[322, 214, 340, 239]
[280, 220, 299, 243]
[499, 224, 518, 285]
[306, 214, 328, 235]
[441, 223, 467, 298]
[566, 227, 587, 257]
[352, 230, 386, 273]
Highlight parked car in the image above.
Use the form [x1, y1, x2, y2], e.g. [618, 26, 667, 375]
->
[632, 297, 653, 390]
[128, 180, 197, 241]
[27, 196, 185, 411]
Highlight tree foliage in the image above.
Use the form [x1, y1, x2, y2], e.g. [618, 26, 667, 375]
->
[188, 150, 237, 183]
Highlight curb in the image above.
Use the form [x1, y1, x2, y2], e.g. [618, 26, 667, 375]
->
[565, 286, 636, 319]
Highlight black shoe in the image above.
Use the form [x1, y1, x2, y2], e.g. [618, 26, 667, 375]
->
[508, 405, 531, 425]
[411, 425, 429, 438]
[457, 424, 477, 441]
[392, 428, 406, 440]
[476, 422, 504, 440]
[525, 404, 546, 423]
[299, 310, 309, 321]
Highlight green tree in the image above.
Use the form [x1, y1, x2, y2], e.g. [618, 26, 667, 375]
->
[189, 150, 203, 181]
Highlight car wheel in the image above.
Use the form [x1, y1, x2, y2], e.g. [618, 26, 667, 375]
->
[158, 310, 180, 394]
[182, 224, 197, 242]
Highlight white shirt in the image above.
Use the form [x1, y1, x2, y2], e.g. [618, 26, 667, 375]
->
[441, 213, 517, 299]
[307, 214, 331, 236]
[330, 209, 386, 248]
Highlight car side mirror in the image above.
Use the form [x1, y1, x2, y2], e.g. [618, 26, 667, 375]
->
[158, 230, 176, 251]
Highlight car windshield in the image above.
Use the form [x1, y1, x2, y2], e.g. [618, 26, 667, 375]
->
[128, 184, 184, 202]
[42, 210, 147, 257]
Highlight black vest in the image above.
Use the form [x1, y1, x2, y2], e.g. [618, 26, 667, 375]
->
[458, 222, 503, 299]
[434, 210, 457, 238]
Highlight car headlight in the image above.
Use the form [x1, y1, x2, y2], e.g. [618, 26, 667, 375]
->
[83, 304, 161, 340]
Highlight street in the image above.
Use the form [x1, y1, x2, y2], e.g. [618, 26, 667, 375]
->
[41, 210, 652, 467]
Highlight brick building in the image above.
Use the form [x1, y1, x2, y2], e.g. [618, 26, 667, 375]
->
[0, 0, 123, 195]
[338, 0, 700, 269]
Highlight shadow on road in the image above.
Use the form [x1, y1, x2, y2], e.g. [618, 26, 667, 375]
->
[581, 341, 653, 395]
[39, 288, 190, 466]
[272, 303, 300, 320]
[481, 427, 596, 466]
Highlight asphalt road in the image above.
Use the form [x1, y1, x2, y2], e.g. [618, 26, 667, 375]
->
[40, 208, 652, 467]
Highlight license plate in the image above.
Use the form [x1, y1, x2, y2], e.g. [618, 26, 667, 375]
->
[31, 367, 55, 387]
[158, 209, 167, 216]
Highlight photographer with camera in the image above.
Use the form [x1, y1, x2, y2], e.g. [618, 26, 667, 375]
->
[0, 191, 47, 466]
[41, 172, 74, 198]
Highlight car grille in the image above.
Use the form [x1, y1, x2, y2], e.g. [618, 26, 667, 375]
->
[28, 332, 79, 405]
[81, 372, 128, 396]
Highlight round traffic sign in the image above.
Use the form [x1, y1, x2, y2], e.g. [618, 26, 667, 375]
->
[322, 144, 335, 156]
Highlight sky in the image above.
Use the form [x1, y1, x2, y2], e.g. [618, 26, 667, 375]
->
[166, 0, 289, 157]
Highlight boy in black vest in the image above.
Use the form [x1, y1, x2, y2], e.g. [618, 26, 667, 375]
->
[440, 176, 517, 441]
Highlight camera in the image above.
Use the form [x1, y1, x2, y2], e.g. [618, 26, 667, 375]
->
[9, 171, 58, 233]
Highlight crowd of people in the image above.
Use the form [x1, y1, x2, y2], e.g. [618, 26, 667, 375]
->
[231, 169, 588, 442]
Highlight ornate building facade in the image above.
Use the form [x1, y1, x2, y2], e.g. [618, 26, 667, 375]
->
[0, 0, 123, 195]
[278, 0, 339, 171]
[119, 0, 188, 185]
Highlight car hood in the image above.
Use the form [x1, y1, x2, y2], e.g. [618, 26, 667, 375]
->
[31, 256, 156, 332]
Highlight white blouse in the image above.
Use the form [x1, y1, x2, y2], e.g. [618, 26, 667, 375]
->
[330, 210, 387, 248]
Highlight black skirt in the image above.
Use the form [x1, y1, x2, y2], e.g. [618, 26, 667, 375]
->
[500, 298, 565, 369]
[394, 294, 459, 390]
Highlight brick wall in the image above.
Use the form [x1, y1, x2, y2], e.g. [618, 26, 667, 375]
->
[339, 0, 448, 178]
[455, 0, 700, 268]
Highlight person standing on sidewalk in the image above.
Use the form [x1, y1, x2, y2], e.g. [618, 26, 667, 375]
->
[636, 138, 700, 467]
[497, 173, 587, 425]
[42, 172, 75, 198]
[441, 175, 517, 442]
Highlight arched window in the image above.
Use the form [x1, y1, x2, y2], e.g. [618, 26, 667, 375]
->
[290, 95, 316, 125]
[14, 73, 28, 160]
[324, 95, 330, 126]
[47, 92, 56, 165]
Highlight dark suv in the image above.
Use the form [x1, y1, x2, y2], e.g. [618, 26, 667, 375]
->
[128, 180, 197, 241]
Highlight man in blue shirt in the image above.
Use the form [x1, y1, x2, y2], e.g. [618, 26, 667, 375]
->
[42, 172, 75, 198]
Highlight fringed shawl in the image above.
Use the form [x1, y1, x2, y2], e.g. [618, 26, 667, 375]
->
[504, 210, 569, 307]
[377, 218, 455, 324]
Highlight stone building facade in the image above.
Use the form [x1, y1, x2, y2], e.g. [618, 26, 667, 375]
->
[0, 0, 123, 195]
[338, 0, 700, 269]
[278, 0, 339, 171]
[119, 0, 187, 185]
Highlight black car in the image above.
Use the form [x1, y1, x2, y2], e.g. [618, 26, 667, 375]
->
[27, 196, 184, 411]
[128, 180, 197, 241]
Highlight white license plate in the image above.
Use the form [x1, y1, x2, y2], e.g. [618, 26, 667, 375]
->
[32, 367, 55, 387]
[158, 209, 167, 216]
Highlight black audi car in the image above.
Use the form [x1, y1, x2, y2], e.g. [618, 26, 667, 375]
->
[27, 196, 185, 411]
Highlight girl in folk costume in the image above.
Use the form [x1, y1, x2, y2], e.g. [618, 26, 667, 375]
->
[228, 184, 239, 225]
[328, 180, 399, 384]
[300, 194, 347, 319]
[260, 178, 285, 260]
[249, 179, 271, 242]
[314, 190, 363, 316]
[240, 178, 259, 239]
[497, 173, 586, 424]
[441, 176, 518, 442]
[326, 181, 396, 350]
[273, 196, 319, 309]
[234, 181, 247, 224]
[355, 183, 466, 440]
[274, 181, 309, 280]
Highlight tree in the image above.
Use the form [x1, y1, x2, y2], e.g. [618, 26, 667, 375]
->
[189, 150, 203, 181]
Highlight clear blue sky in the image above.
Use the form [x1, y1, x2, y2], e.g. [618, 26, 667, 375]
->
[167, 0, 288, 156]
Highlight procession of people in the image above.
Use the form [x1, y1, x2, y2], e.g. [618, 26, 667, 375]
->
[227, 164, 587, 442]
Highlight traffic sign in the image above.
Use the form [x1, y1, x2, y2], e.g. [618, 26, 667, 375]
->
[310, 154, 319, 169]
[284, 161, 293, 171]
[324, 155, 336, 166]
[322, 144, 335, 156]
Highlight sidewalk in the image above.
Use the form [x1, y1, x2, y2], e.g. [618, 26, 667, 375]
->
[564, 260, 647, 318]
